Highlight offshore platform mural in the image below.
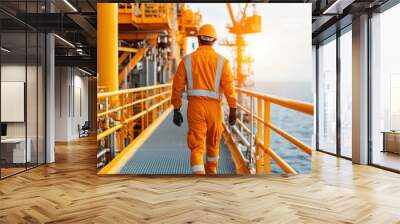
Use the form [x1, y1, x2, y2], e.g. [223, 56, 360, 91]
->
[96, 3, 313, 176]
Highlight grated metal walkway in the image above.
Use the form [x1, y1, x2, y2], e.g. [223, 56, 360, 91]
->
[119, 102, 236, 175]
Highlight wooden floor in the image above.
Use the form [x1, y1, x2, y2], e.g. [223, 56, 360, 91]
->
[1, 167, 26, 178]
[1, 137, 400, 224]
[373, 150, 400, 171]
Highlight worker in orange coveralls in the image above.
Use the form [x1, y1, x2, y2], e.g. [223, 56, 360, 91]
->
[171, 24, 237, 174]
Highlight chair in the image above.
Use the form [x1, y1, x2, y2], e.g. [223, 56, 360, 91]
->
[79, 121, 90, 138]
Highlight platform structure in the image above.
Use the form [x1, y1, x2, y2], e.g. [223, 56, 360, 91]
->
[97, 83, 314, 175]
[119, 103, 236, 175]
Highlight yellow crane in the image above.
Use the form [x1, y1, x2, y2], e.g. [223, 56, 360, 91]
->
[221, 3, 261, 88]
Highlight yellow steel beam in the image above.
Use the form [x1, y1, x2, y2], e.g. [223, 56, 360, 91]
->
[118, 52, 130, 65]
[118, 13, 132, 24]
[118, 47, 138, 53]
[119, 33, 160, 40]
[98, 106, 173, 174]
[119, 48, 147, 83]
[241, 3, 249, 21]
[97, 3, 118, 92]
[226, 3, 237, 27]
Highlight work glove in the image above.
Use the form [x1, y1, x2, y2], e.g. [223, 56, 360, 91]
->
[229, 108, 237, 126]
[173, 109, 183, 127]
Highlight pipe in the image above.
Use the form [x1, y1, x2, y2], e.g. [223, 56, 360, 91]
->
[97, 3, 118, 93]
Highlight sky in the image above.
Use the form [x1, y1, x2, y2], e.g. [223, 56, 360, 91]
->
[186, 3, 312, 82]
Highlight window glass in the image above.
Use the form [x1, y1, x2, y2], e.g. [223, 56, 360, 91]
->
[0, 6, 28, 178]
[0, 0, 46, 178]
[339, 29, 352, 158]
[371, 3, 400, 171]
[318, 36, 337, 154]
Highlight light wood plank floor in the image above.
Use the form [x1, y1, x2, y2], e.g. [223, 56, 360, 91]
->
[0, 136, 400, 224]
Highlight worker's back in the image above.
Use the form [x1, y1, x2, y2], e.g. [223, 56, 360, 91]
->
[187, 45, 222, 94]
[171, 44, 236, 110]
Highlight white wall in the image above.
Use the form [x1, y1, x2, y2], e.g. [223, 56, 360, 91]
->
[1, 65, 28, 138]
[1, 64, 45, 163]
[71, 72, 89, 138]
[1, 66, 25, 128]
[55, 66, 70, 141]
[54, 67, 89, 141]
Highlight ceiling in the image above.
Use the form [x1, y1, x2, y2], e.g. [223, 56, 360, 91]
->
[310, 0, 392, 43]
[0, 0, 97, 73]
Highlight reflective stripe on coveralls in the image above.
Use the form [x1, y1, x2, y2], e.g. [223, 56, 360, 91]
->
[207, 156, 219, 162]
[185, 54, 224, 100]
[191, 164, 205, 173]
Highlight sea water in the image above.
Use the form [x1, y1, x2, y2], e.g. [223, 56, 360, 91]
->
[253, 81, 313, 174]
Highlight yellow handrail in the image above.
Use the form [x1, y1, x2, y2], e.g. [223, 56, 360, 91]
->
[98, 83, 171, 98]
[97, 91, 170, 118]
[97, 84, 172, 169]
[236, 103, 312, 156]
[236, 88, 314, 116]
[233, 87, 313, 175]
[97, 84, 312, 175]
[233, 118, 297, 174]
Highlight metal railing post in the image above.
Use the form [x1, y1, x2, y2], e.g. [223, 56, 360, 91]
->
[97, 84, 174, 169]
[141, 91, 145, 132]
[264, 100, 271, 174]
[120, 93, 126, 148]
[145, 90, 149, 128]
[224, 88, 312, 174]
[152, 88, 156, 120]
[158, 87, 161, 114]
[249, 95, 254, 171]
[105, 96, 110, 129]
[256, 97, 263, 174]
[128, 92, 134, 141]
[240, 108, 244, 135]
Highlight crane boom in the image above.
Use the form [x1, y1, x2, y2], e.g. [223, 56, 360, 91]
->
[226, 3, 237, 26]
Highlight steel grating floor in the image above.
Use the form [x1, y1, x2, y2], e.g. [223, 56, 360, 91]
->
[119, 102, 236, 175]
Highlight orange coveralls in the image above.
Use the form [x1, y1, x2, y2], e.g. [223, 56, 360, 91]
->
[171, 45, 237, 174]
